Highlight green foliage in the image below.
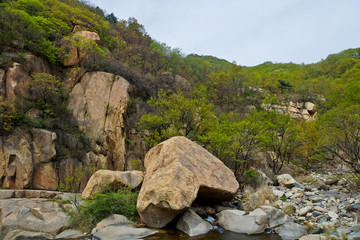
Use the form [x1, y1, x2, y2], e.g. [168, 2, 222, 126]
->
[0, 101, 16, 134]
[68, 187, 139, 232]
[26, 72, 69, 120]
[319, 104, 360, 174]
[58, 165, 96, 193]
[136, 90, 215, 147]
[201, 112, 261, 175]
[252, 110, 299, 174]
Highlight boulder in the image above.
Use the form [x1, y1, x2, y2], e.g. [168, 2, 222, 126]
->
[277, 174, 296, 188]
[299, 235, 322, 240]
[175, 209, 213, 237]
[3, 230, 54, 240]
[81, 170, 143, 198]
[74, 30, 100, 43]
[305, 102, 316, 113]
[0, 198, 69, 239]
[68, 72, 131, 170]
[260, 205, 293, 228]
[276, 222, 307, 240]
[216, 209, 267, 235]
[137, 136, 239, 228]
[56, 229, 88, 239]
[91, 214, 157, 240]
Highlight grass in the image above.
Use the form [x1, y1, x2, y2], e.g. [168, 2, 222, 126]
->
[242, 185, 277, 211]
[67, 187, 139, 232]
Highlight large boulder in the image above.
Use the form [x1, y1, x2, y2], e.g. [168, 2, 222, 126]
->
[175, 209, 213, 237]
[137, 136, 239, 228]
[68, 72, 131, 170]
[216, 209, 268, 235]
[81, 170, 144, 198]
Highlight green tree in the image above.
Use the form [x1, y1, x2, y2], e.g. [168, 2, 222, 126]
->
[320, 105, 360, 174]
[201, 112, 261, 176]
[136, 90, 215, 147]
[254, 110, 298, 174]
[0, 101, 16, 134]
[26, 72, 69, 118]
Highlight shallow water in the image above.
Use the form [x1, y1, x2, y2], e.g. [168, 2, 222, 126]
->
[144, 229, 282, 240]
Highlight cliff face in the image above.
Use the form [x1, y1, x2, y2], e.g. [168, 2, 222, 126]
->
[0, 37, 135, 191]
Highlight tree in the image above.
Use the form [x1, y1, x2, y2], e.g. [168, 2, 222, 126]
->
[320, 105, 360, 174]
[136, 90, 215, 147]
[201, 112, 261, 176]
[26, 72, 68, 118]
[105, 13, 117, 23]
[254, 110, 298, 174]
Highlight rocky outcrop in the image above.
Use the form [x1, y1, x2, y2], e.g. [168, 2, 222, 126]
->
[68, 71, 131, 170]
[137, 136, 239, 228]
[0, 198, 69, 239]
[0, 128, 58, 190]
[81, 170, 143, 198]
[1, 53, 49, 102]
[62, 30, 101, 66]
[262, 101, 317, 121]
[157, 72, 192, 92]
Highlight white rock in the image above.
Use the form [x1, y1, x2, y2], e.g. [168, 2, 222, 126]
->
[328, 211, 338, 219]
[277, 174, 296, 188]
[176, 209, 213, 237]
[298, 206, 312, 216]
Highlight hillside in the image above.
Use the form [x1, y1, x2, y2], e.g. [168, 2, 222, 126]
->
[0, 0, 359, 192]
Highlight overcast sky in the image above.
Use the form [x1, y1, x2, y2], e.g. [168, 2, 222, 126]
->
[89, 0, 360, 66]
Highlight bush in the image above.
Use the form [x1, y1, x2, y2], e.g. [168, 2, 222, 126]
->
[242, 185, 276, 211]
[68, 187, 139, 232]
[0, 100, 16, 134]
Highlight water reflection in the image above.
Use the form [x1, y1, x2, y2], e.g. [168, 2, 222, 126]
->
[145, 229, 282, 240]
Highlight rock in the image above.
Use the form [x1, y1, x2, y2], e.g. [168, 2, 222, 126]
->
[58, 158, 87, 193]
[31, 128, 57, 165]
[92, 225, 158, 240]
[137, 136, 239, 228]
[276, 222, 308, 240]
[314, 206, 328, 213]
[68, 72, 131, 170]
[26, 109, 43, 120]
[74, 31, 100, 43]
[325, 179, 339, 185]
[328, 211, 338, 219]
[0, 198, 69, 238]
[216, 209, 267, 235]
[347, 203, 360, 212]
[32, 162, 58, 190]
[260, 205, 293, 228]
[62, 31, 101, 66]
[55, 229, 88, 239]
[92, 214, 133, 232]
[174, 75, 192, 92]
[299, 234, 322, 240]
[175, 209, 213, 237]
[277, 174, 296, 188]
[349, 232, 360, 240]
[273, 190, 285, 198]
[0, 190, 14, 199]
[305, 102, 316, 113]
[92, 215, 157, 240]
[298, 206, 312, 216]
[81, 170, 143, 198]
[3, 229, 54, 240]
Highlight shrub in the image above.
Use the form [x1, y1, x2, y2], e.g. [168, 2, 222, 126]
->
[67, 187, 139, 232]
[0, 100, 16, 134]
[242, 185, 276, 211]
